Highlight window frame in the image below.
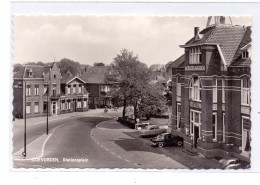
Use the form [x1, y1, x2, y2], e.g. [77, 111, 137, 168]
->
[190, 109, 201, 137]
[213, 78, 218, 103]
[177, 103, 181, 129]
[222, 78, 225, 103]
[34, 102, 39, 113]
[212, 112, 217, 142]
[241, 77, 250, 106]
[189, 76, 201, 101]
[26, 85, 31, 96]
[189, 47, 201, 64]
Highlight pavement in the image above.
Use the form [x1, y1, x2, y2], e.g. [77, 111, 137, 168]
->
[92, 119, 221, 169]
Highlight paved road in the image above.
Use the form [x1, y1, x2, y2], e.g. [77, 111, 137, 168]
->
[12, 110, 219, 169]
[13, 111, 136, 168]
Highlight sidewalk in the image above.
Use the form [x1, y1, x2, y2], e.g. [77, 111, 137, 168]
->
[13, 108, 115, 126]
[92, 119, 220, 169]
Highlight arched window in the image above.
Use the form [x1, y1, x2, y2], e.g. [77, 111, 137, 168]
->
[189, 76, 201, 101]
[241, 77, 250, 106]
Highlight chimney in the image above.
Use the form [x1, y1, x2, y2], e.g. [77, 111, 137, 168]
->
[220, 16, 225, 24]
[194, 27, 200, 40]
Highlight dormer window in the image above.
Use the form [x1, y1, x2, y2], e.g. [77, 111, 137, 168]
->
[189, 47, 201, 64]
[28, 69, 33, 77]
[242, 51, 249, 59]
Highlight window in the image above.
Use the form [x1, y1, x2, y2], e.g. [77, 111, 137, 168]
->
[177, 103, 181, 129]
[54, 74, 56, 79]
[83, 98, 87, 107]
[176, 76, 181, 97]
[222, 79, 225, 103]
[242, 51, 249, 59]
[26, 85, 31, 96]
[241, 77, 250, 106]
[213, 79, 217, 103]
[28, 69, 33, 77]
[73, 84, 76, 94]
[189, 76, 201, 101]
[34, 85, 39, 96]
[77, 100, 82, 108]
[189, 47, 201, 64]
[242, 117, 251, 152]
[68, 101, 71, 109]
[222, 113, 225, 142]
[34, 102, 39, 113]
[67, 85, 71, 94]
[212, 113, 217, 141]
[43, 85, 48, 95]
[26, 102, 31, 114]
[78, 84, 82, 93]
[190, 110, 201, 137]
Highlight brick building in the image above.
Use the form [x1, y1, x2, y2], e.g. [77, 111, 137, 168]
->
[13, 63, 62, 118]
[81, 66, 112, 108]
[167, 16, 251, 161]
[13, 62, 89, 118]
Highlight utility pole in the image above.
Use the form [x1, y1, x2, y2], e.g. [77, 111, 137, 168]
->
[22, 80, 27, 158]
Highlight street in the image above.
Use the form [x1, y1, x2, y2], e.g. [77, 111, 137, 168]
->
[13, 109, 219, 169]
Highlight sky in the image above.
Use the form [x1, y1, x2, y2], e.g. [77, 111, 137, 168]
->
[13, 16, 251, 66]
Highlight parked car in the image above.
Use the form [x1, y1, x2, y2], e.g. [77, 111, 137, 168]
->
[135, 122, 150, 130]
[139, 125, 166, 138]
[219, 158, 250, 169]
[150, 133, 183, 147]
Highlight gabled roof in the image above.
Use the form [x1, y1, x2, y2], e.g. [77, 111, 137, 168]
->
[60, 75, 86, 84]
[14, 64, 45, 79]
[181, 25, 247, 66]
[166, 54, 185, 69]
[80, 66, 109, 84]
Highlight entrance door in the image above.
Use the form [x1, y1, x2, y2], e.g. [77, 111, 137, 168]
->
[194, 126, 199, 148]
[52, 101, 57, 115]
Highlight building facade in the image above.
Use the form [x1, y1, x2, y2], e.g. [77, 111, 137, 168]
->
[167, 17, 251, 162]
[13, 63, 89, 118]
[81, 66, 112, 108]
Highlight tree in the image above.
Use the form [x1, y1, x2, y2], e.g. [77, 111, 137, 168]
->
[13, 63, 23, 72]
[105, 49, 166, 121]
[58, 58, 82, 76]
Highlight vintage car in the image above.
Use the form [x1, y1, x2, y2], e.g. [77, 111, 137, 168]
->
[150, 133, 183, 147]
[139, 125, 166, 138]
[135, 122, 150, 130]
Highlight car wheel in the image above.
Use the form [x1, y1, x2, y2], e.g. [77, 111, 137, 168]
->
[177, 141, 183, 146]
[158, 143, 164, 147]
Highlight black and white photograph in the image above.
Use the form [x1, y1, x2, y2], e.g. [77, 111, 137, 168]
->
[12, 15, 252, 169]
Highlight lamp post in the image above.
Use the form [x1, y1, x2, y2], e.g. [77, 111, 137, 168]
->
[46, 83, 49, 135]
[22, 80, 27, 158]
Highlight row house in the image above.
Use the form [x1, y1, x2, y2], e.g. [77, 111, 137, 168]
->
[167, 16, 251, 162]
[81, 66, 112, 108]
[13, 62, 89, 118]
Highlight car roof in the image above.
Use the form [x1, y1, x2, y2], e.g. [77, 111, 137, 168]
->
[147, 125, 159, 128]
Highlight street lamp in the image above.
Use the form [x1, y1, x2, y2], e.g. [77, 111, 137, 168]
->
[46, 83, 49, 135]
[22, 79, 27, 158]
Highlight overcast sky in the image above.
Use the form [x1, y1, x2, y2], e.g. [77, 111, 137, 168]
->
[13, 16, 251, 66]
